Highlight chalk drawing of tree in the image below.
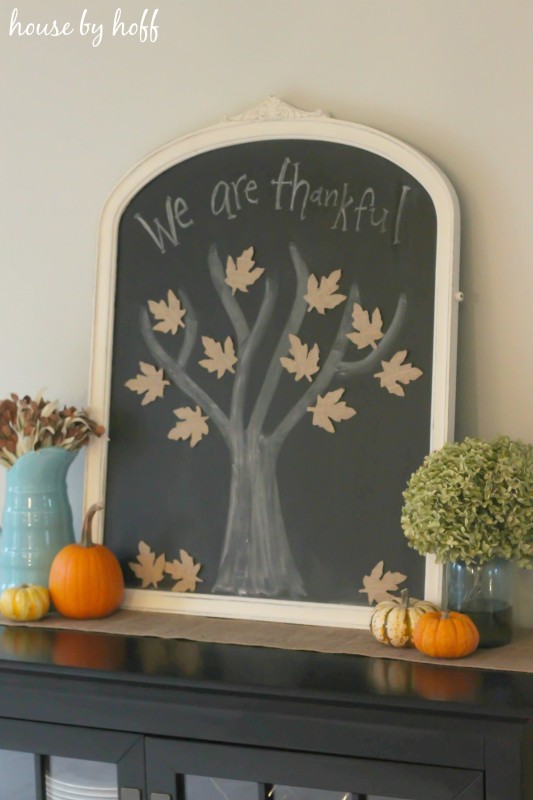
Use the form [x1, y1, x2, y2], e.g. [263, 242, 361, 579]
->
[135, 243, 407, 599]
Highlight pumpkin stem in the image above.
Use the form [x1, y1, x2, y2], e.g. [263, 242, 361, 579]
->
[81, 503, 104, 548]
[400, 588, 409, 608]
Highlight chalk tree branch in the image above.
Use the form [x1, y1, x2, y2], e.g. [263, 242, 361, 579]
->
[268, 282, 360, 453]
[248, 242, 310, 438]
[140, 307, 231, 447]
[176, 290, 198, 369]
[268, 292, 406, 453]
[208, 245, 250, 350]
[336, 294, 407, 377]
[230, 277, 278, 429]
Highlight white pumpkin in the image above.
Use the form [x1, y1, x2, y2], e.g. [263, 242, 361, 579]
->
[370, 589, 439, 648]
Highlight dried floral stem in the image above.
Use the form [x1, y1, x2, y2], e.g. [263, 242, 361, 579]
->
[0, 393, 105, 469]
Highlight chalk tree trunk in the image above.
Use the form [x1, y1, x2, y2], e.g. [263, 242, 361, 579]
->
[213, 432, 304, 597]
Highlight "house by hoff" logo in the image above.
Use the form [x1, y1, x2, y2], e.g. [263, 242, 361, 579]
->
[8, 7, 160, 47]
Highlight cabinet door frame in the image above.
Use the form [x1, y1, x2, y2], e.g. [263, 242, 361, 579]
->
[145, 737, 484, 800]
[0, 718, 145, 800]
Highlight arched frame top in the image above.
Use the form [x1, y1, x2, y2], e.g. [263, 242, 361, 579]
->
[85, 98, 460, 629]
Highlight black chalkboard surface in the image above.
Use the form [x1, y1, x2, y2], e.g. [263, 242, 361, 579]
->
[88, 99, 459, 626]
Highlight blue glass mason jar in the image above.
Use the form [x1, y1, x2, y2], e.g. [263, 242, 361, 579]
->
[444, 558, 513, 647]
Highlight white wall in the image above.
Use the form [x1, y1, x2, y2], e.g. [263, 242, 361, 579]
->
[2, 0, 532, 620]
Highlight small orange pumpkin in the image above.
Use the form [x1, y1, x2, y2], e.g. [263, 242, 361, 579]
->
[49, 504, 124, 619]
[413, 610, 479, 659]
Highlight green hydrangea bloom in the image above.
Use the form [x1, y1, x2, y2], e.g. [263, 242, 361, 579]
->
[401, 436, 533, 567]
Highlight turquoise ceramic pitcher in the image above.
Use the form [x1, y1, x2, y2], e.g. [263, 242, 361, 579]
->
[0, 447, 76, 591]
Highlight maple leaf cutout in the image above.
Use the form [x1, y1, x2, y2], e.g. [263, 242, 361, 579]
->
[129, 541, 166, 588]
[168, 406, 209, 447]
[225, 247, 264, 294]
[307, 388, 356, 433]
[125, 362, 170, 405]
[165, 549, 203, 592]
[346, 304, 384, 350]
[359, 561, 407, 605]
[199, 336, 238, 378]
[304, 270, 347, 314]
[148, 289, 186, 335]
[280, 334, 320, 382]
[374, 350, 423, 397]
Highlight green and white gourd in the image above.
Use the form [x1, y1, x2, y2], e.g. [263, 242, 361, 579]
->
[370, 589, 439, 648]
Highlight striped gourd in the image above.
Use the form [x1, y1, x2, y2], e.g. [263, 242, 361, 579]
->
[0, 584, 50, 622]
[370, 589, 438, 648]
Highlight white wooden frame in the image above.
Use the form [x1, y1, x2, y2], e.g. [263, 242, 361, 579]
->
[85, 97, 460, 629]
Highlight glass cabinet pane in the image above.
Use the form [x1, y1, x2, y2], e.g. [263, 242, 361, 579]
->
[0, 749, 36, 800]
[184, 780, 408, 800]
[270, 788, 353, 800]
[46, 756, 118, 799]
[271, 788, 406, 800]
[148, 737, 482, 800]
[185, 775, 261, 800]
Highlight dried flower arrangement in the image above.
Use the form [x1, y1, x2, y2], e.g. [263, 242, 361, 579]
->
[401, 436, 533, 567]
[0, 393, 105, 468]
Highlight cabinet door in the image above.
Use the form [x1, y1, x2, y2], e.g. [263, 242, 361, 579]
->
[0, 718, 145, 800]
[145, 739, 483, 800]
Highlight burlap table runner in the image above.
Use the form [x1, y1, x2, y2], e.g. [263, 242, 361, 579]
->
[4, 610, 533, 672]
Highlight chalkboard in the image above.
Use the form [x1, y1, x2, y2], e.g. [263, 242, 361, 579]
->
[86, 98, 460, 628]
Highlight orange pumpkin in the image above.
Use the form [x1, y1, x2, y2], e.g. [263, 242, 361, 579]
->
[49, 504, 124, 619]
[413, 610, 479, 659]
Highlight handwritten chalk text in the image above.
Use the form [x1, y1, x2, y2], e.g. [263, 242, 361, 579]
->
[135, 197, 194, 255]
[134, 158, 414, 254]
